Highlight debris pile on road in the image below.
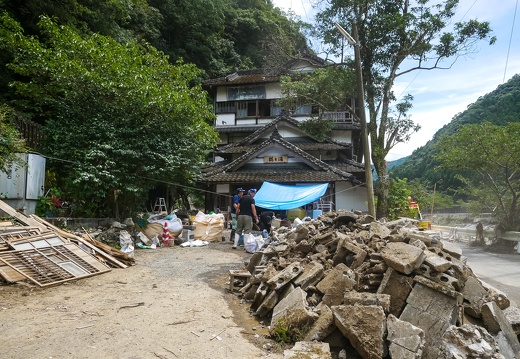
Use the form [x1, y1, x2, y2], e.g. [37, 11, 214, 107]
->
[0, 200, 133, 287]
[232, 210, 520, 359]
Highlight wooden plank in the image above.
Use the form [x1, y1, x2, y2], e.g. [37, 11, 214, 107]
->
[0, 200, 46, 229]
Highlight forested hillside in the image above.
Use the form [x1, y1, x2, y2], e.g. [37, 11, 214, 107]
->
[390, 74, 520, 195]
[0, 0, 307, 217]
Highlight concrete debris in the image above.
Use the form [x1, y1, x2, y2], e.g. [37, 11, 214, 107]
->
[284, 341, 332, 358]
[233, 210, 520, 359]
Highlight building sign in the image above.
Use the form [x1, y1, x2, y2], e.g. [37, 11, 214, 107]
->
[263, 155, 288, 163]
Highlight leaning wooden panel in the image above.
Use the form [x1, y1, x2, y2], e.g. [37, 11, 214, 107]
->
[0, 244, 111, 287]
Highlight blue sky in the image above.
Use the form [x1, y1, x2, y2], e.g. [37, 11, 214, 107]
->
[272, 0, 520, 161]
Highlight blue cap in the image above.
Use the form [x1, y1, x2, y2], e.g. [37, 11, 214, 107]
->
[237, 187, 244, 192]
[248, 188, 257, 194]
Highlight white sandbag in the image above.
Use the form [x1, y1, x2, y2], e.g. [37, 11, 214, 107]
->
[192, 211, 225, 242]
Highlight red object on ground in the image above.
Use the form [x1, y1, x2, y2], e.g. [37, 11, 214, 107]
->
[162, 222, 170, 246]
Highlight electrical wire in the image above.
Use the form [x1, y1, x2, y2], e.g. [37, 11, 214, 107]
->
[503, 0, 519, 82]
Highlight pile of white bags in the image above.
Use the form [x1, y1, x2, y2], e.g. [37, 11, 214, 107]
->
[192, 211, 225, 242]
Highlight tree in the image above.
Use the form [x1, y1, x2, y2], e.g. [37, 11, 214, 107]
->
[279, 66, 357, 141]
[436, 122, 520, 233]
[0, 14, 218, 218]
[0, 105, 28, 174]
[313, 0, 495, 218]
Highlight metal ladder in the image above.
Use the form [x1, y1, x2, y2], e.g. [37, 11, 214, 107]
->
[153, 198, 167, 214]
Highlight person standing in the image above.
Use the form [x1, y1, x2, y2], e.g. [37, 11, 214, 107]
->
[230, 188, 245, 242]
[233, 188, 259, 249]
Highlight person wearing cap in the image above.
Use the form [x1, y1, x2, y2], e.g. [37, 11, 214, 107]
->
[230, 188, 245, 241]
[233, 188, 259, 249]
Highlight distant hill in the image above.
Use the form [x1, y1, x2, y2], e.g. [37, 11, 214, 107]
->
[390, 74, 520, 193]
[373, 157, 408, 181]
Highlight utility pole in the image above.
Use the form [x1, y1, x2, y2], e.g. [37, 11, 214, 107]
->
[334, 22, 376, 218]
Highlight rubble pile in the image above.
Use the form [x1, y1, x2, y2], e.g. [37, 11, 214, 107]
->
[234, 210, 520, 359]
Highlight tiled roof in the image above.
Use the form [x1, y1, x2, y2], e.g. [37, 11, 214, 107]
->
[203, 69, 282, 87]
[202, 129, 359, 184]
[216, 142, 349, 154]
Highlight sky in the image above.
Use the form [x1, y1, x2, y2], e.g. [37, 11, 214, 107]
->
[272, 0, 520, 161]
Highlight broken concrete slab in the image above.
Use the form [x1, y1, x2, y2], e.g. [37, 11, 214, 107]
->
[271, 287, 319, 329]
[440, 324, 501, 359]
[343, 292, 391, 314]
[503, 305, 520, 335]
[462, 275, 489, 318]
[423, 249, 452, 272]
[266, 262, 303, 290]
[380, 242, 426, 275]
[399, 283, 459, 359]
[386, 314, 425, 359]
[377, 267, 414, 317]
[332, 304, 387, 359]
[316, 263, 356, 306]
[481, 301, 520, 356]
[293, 261, 324, 290]
[303, 302, 336, 342]
[283, 341, 332, 359]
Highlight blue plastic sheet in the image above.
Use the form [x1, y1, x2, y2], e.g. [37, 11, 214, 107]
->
[254, 182, 328, 210]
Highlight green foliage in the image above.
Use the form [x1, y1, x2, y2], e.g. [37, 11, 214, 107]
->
[299, 117, 334, 142]
[0, 105, 27, 174]
[436, 122, 520, 231]
[0, 14, 218, 218]
[35, 187, 62, 217]
[313, 0, 494, 217]
[269, 317, 305, 344]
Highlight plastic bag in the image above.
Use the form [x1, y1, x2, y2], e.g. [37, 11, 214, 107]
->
[119, 230, 134, 257]
[244, 233, 257, 253]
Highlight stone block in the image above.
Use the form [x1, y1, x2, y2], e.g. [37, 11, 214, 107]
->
[377, 267, 414, 317]
[386, 314, 425, 359]
[250, 282, 270, 312]
[333, 234, 368, 269]
[332, 304, 387, 359]
[440, 240, 462, 259]
[369, 221, 392, 240]
[283, 341, 332, 359]
[293, 261, 324, 290]
[481, 301, 520, 356]
[271, 287, 319, 329]
[316, 263, 356, 306]
[423, 249, 452, 272]
[343, 291, 391, 314]
[462, 275, 488, 318]
[255, 289, 278, 317]
[399, 283, 459, 359]
[413, 275, 463, 303]
[414, 264, 460, 291]
[286, 224, 310, 243]
[380, 242, 426, 275]
[267, 262, 303, 290]
[480, 280, 511, 310]
[303, 302, 336, 341]
[246, 251, 264, 274]
[503, 305, 520, 335]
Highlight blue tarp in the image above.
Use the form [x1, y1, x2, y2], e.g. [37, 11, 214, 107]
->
[254, 182, 328, 210]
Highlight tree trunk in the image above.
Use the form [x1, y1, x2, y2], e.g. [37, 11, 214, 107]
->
[374, 161, 390, 219]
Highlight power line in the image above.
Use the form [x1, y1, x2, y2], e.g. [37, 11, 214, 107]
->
[504, 0, 519, 83]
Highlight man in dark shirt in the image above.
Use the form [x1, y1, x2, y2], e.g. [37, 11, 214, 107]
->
[233, 188, 259, 249]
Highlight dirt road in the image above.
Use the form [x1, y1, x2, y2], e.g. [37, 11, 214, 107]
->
[0, 241, 283, 359]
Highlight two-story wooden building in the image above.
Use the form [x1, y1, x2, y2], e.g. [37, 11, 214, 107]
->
[200, 53, 369, 215]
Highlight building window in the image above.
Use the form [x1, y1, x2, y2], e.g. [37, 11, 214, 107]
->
[228, 86, 266, 100]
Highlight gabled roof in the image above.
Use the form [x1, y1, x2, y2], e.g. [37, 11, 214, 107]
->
[203, 49, 328, 88]
[216, 114, 351, 154]
[202, 129, 359, 184]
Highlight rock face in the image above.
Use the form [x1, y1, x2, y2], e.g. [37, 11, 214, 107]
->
[234, 210, 520, 359]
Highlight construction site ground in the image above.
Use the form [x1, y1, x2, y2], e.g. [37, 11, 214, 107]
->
[1, 229, 519, 359]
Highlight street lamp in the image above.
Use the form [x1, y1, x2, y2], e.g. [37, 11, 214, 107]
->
[335, 22, 376, 218]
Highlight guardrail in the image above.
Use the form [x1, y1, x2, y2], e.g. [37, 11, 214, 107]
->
[431, 225, 520, 242]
